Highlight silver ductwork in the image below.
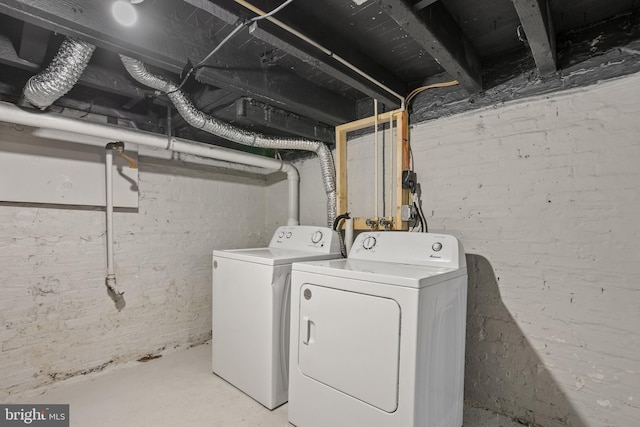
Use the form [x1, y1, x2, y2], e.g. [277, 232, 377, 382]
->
[18, 33, 336, 225]
[23, 38, 95, 109]
[120, 55, 337, 226]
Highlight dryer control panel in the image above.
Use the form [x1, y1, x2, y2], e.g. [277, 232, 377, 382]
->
[349, 232, 465, 269]
[269, 226, 341, 254]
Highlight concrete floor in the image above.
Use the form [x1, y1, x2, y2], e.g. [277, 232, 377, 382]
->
[14, 343, 524, 427]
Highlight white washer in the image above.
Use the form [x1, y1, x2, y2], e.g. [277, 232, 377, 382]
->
[289, 232, 467, 427]
[212, 226, 341, 410]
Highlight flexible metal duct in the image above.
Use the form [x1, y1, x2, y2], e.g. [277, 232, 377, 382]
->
[23, 38, 95, 109]
[119, 55, 337, 226]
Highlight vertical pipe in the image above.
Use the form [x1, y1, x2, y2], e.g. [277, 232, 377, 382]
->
[374, 100, 379, 219]
[105, 147, 115, 281]
[345, 218, 354, 255]
[389, 113, 394, 220]
[166, 105, 172, 149]
[105, 142, 123, 298]
[284, 165, 300, 226]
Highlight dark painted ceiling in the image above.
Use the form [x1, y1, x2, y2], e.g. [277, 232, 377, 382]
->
[0, 0, 638, 153]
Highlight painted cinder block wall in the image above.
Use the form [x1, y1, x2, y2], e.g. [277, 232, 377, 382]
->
[267, 72, 640, 426]
[0, 139, 271, 401]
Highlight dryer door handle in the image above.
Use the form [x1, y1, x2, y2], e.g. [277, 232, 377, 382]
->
[302, 316, 315, 345]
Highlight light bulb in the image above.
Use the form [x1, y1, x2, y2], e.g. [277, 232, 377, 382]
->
[112, 1, 138, 27]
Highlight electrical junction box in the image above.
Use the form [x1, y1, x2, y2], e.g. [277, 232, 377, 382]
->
[402, 170, 417, 190]
[401, 205, 413, 221]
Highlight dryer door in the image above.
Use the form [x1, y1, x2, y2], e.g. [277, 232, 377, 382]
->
[297, 284, 400, 412]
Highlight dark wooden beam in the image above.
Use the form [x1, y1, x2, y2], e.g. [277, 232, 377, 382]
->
[0, 33, 39, 71]
[512, 0, 557, 75]
[377, 0, 482, 93]
[195, 64, 353, 126]
[413, 0, 439, 12]
[182, 0, 405, 109]
[0, 0, 356, 125]
[234, 98, 334, 144]
[76, 65, 149, 102]
[18, 22, 50, 65]
[250, 22, 404, 109]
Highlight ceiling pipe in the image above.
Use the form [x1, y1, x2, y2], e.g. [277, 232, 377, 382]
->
[0, 101, 300, 227]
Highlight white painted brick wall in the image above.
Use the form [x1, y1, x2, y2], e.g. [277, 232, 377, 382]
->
[267, 72, 640, 426]
[0, 139, 271, 400]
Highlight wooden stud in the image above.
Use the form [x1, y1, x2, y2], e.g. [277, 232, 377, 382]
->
[336, 126, 348, 218]
[336, 109, 409, 231]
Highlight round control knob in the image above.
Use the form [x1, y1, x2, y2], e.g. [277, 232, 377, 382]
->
[278, 231, 285, 238]
[311, 231, 323, 244]
[286, 232, 292, 239]
[362, 236, 377, 250]
[432, 242, 443, 252]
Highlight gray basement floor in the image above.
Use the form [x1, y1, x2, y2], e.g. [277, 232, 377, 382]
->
[16, 343, 524, 427]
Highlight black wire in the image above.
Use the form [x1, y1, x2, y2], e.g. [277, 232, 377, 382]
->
[411, 202, 421, 232]
[164, 66, 198, 96]
[79, 99, 94, 118]
[165, 0, 296, 97]
[414, 200, 428, 233]
[333, 212, 351, 258]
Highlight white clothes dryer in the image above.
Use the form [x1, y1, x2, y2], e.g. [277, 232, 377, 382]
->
[212, 226, 340, 410]
[288, 232, 467, 427]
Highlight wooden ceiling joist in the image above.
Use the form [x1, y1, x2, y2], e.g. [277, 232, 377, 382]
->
[512, 0, 557, 75]
[378, 0, 483, 93]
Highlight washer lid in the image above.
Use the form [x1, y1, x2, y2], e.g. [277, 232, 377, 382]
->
[213, 248, 341, 266]
[292, 258, 466, 288]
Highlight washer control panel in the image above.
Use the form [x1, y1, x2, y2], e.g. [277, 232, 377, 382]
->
[270, 226, 341, 253]
[362, 236, 377, 250]
[311, 231, 324, 244]
[349, 232, 464, 268]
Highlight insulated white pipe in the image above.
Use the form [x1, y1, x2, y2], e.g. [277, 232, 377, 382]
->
[345, 218, 354, 255]
[0, 101, 300, 225]
[104, 146, 119, 295]
[288, 174, 299, 226]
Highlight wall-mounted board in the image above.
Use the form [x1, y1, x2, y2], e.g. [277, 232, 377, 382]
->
[0, 122, 138, 208]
